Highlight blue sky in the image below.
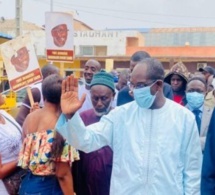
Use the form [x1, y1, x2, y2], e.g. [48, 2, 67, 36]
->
[0, 0, 215, 29]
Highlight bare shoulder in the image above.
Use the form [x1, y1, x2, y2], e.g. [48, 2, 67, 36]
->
[23, 109, 42, 134]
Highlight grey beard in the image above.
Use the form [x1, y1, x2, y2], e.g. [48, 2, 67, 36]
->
[93, 100, 113, 117]
[94, 110, 107, 117]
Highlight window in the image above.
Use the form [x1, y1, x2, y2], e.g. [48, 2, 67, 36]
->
[80, 46, 94, 56]
[197, 63, 207, 70]
[95, 46, 107, 56]
[126, 37, 138, 47]
[80, 46, 107, 56]
[65, 70, 73, 76]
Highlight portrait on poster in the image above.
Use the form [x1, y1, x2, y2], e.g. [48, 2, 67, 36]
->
[45, 12, 74, 50]
[0, 34, 42, 91]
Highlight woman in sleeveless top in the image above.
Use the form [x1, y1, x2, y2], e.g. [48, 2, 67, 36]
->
[18, 74, 79, 195]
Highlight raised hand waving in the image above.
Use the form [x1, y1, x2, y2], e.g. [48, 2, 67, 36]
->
[61, 75, 86, 115]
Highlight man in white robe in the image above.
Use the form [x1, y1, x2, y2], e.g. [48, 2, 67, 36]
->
[59, 58, 202, 195]
[78, 59, 101, 113]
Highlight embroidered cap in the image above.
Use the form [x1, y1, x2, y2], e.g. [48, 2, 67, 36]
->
[90, 70, 115, 92]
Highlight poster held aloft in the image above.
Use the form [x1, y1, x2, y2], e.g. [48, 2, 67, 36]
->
[0, 33, 43, 105]
[45, 12, 74, 63]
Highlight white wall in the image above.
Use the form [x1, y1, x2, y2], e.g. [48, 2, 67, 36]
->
[74, 31, 143, 56]
[4, 30, 144, 57]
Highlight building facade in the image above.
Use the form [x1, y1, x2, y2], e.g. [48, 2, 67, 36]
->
[1, 18, 215, 74]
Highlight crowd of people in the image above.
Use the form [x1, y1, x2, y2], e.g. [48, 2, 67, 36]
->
[0, 50, 215, 195]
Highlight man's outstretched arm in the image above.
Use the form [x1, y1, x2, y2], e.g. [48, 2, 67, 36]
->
[58, 75, 113, 153]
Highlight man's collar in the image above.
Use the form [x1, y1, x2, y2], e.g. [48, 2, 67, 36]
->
[85, 82, 91, 90]
[186, 104, 203, 112]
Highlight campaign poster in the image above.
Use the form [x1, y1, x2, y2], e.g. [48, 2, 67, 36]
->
[0, 33, 42, 92]
[45, 12, 74, 62]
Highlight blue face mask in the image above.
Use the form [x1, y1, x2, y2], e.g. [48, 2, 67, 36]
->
[186, 92, 204, 110]
[133, 83, 157, 109]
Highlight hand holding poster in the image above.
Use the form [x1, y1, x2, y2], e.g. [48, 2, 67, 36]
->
[0, 33, 42, 92]
[45, 12, 74, 62]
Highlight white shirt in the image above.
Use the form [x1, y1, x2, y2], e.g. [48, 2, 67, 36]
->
[212, 78, 215, 88]
[186, 104, 203, 119]
[78, 84, 93, 113]
[0, 110, 22, 164]
[112, 88, 118, 108]
[0, 110, 22, 194]
[58, 99, 202, 195]
[0, 181, 8, 195]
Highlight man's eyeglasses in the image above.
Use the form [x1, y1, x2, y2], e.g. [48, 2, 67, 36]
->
[187, 89, 205, 94]
[129, 80, 156, 90]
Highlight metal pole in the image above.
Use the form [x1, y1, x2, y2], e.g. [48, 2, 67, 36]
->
[15, 0, 23, 36]
[50, 0, 53, 12]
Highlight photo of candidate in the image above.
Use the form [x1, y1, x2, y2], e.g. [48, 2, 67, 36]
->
[10, 46, 29, 72]
[51, 24, 68, 47]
